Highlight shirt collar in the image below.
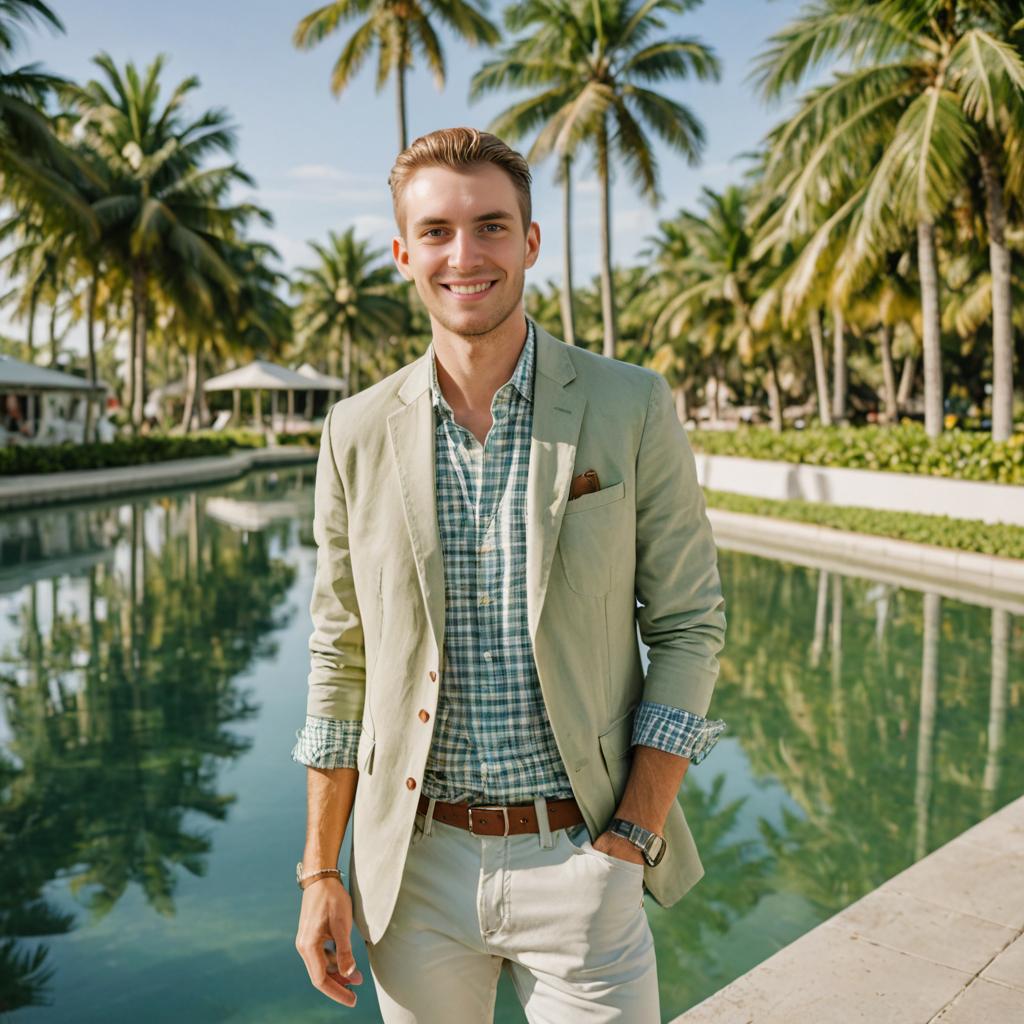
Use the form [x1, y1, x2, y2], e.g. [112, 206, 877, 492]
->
[428, 318, 535, 419]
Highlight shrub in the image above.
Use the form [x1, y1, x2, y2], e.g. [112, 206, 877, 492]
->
[0, 431, 266, 476]
[689, 423, 1024, 485]
[704, 489, 1024, 560]
[275, 429, 321, 448]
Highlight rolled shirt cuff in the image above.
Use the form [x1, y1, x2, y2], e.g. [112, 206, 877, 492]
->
[290, 714, 361, 769]
[631, 700, 726, 765]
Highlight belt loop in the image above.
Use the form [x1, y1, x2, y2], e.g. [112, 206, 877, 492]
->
[534, 796, 553, 849]
[423, 798, 437, 837]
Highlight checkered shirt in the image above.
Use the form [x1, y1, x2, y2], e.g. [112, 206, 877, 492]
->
[291, 320, 726, 798]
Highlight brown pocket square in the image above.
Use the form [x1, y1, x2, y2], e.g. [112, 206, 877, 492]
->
[568, 469, 601, 500]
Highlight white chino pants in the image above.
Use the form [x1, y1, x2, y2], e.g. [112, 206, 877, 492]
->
[365, 797, 660, 1023]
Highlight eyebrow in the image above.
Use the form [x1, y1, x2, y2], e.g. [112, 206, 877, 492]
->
[412, 210, 515, 230]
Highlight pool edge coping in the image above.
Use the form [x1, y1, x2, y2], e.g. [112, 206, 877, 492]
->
[0, 446, 318, 511]
[670, 793, 1024, 1022]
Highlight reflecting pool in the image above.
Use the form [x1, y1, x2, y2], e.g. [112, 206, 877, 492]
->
[1, 468, 1021, 1022]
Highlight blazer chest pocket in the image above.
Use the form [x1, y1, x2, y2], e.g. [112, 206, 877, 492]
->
[558, 480, 626, 595]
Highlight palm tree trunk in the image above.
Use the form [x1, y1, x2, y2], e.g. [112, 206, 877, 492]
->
[831, 304, 847, 423]
[766, 343, 783, 432]
[328, 341, 342, 406]
[596, 120, 617, 360]
[978, 146, 1014, 442]
[916, 219, 944, 437]
[808, 307, 831, 426]
[131, 263, 149, 432]
[560, 154, 576, 346]
[49, 301, 58, 367]
[898, 352, 916, 409]
[84, 269, 98, 443]
[878, 322, 898, 423]
[395, 27, 408, 153]
[341, 326, 353, 400]
[26, 279, 40, 362]
[182, 341, 198, 431]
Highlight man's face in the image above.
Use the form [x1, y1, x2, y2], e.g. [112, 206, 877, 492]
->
[392, 163, 540, 338]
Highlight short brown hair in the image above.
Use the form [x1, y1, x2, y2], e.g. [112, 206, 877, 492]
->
[388, 127, 533, 233]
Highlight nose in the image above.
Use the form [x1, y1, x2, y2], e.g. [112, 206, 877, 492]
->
[448, 228, 484, 273]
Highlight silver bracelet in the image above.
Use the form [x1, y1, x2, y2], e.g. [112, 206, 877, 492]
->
[296, 862, 345, 890]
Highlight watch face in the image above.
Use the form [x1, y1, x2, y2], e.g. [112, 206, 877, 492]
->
[644, 835, 667, 867]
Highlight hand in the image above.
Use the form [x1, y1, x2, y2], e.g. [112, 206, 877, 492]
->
[592, 830, 645, 866]
[295, 876, 364, 1007]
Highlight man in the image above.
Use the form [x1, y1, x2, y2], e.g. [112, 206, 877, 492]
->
[291, 127, 727, 1022]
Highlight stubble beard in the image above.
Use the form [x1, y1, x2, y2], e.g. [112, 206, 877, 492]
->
[424, 267, 525, 341]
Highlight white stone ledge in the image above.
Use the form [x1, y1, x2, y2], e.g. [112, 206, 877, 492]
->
[0, 446, 317, 512]
[672, 795, 1024, 1023]
[708, 509, 1024, 614]
[695, 453, 1024, 526]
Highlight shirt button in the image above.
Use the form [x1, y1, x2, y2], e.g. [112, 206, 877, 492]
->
[479, 595, 491, 606]
[483, 651, 492, 661]
[418, 709, 430, 723]
[406, 777, 417, 790]
[478, 545, 492, 554]
[429, 670, 437, 681]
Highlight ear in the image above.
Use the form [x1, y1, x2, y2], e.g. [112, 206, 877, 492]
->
[524, 221, 541, 270]
[392, 235, 413, 282]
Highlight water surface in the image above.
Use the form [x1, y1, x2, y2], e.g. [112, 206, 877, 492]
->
[1, 468, 1020, 1021]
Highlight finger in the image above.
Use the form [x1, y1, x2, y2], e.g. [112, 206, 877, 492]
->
[298, 944, 357, 1004]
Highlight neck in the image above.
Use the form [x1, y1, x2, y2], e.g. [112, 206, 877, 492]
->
[431, 306, 528, 414]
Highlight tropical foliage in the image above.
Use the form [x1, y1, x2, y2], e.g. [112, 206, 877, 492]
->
[2, 0, 1021, 446]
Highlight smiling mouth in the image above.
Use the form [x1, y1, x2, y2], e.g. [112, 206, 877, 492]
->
[442, 281, 497, 296]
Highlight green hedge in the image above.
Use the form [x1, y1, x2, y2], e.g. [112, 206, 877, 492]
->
[689, 423, 1024, 485]
[275, 429, 321, 448]
[704, 488, 1024, 560]
[0, 429, 266, 476]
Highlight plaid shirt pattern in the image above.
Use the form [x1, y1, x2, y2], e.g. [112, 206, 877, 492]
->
[292, 320, 726, 797]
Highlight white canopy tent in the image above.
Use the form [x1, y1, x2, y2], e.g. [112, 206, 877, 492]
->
[296, 362, 346, 419]
[0, 354, 108, 445]
[203, 359, 339, 431]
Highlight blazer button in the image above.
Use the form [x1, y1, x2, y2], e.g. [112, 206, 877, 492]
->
[406, 777, 417, 790]
[418, 709, 430, 723]
[429, 670, 437, 682]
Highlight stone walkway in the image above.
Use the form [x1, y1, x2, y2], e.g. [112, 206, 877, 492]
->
[672, 794, 1024, 1023]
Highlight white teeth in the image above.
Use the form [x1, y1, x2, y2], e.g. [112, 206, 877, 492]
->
[448, 282, 492, 294]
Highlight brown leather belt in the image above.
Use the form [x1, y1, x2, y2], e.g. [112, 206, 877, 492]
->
[416, 794, 584, 836]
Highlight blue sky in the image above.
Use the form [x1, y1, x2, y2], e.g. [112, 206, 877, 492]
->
[15, 0, 808, 345]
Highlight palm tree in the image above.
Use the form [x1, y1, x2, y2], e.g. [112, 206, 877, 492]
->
[0, 0, 93, 220]
[754, 0, 1024, 439]
[473, 0, 720, 359]
[650, 186, 790, 429]
[470, 0, 584, 346]
[68, 53, 261, 430]
[292, 227, 409, 401]
[293, 0, 500, 153]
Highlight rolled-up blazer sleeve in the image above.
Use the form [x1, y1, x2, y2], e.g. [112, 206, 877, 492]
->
[305, 404, 367, 721]
[634, 373, 726, 716]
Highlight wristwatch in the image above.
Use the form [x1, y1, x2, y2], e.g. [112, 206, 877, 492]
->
[609, 818, 667, 867]
[296, 861, 343, 890]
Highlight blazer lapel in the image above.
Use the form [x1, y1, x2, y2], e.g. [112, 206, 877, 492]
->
[527, 326, 585, 639]
[388, 354, 446, 657]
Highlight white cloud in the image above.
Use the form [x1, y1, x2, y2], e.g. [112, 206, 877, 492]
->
[352, 213, 396, 239]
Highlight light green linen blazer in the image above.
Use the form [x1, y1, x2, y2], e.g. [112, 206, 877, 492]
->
[305, 323, 726, 944]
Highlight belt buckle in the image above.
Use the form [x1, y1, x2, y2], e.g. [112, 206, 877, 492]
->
[468, 805, 510, 836]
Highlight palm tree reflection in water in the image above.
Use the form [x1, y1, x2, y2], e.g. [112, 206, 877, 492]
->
[0, 475, 301, 1012]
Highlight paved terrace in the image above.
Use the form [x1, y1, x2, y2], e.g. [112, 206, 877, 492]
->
[673, 793, 1024, 1023]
